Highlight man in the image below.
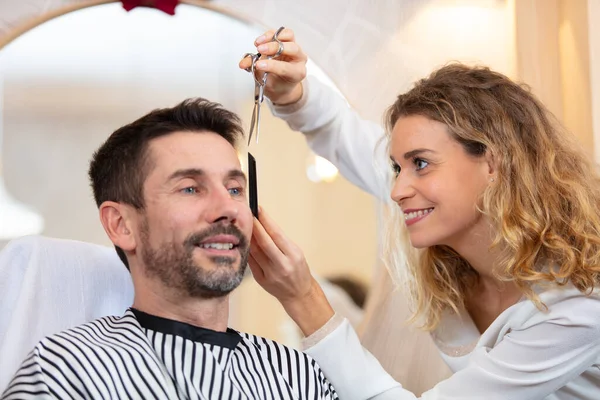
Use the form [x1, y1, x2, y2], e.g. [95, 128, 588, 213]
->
[2, 98, 338, 400]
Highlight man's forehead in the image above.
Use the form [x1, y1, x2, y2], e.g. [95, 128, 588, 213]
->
[147, 132, 242, 176]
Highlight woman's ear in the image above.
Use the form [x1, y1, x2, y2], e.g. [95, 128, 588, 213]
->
[485, 148, 498, 178]
[99, 201, 137, 252]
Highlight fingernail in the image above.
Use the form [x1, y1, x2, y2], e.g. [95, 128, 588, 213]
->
[255, 35, 266, 45]
[257, 61, 267, 69]
[257, 44, 268, 53]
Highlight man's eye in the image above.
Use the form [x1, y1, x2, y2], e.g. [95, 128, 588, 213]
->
[229, 187, 243, 196]
[181, 187, 198, 194]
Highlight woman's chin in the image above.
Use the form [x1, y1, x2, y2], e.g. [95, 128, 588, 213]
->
[408, 234, 438, 249]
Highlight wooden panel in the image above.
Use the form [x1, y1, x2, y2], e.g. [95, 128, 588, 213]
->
[559, 0, 593, 156]
[513, 0, 563, 120]
[588, 0, 600, 162]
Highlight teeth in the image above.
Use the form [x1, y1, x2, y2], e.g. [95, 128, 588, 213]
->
[199, 243, 234, 250]
[404, 208, 433, 221]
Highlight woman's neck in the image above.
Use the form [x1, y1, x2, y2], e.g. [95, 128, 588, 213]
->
[444, 222, 524, 332]
[447, 222, 499, 281]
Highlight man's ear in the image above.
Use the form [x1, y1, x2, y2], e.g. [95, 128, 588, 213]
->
[99, 201, 137, 252]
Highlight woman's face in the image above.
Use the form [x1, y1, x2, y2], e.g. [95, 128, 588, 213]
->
[389, 115, 492, 249]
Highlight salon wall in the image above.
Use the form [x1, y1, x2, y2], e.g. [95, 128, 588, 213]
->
[513, 0, 596, 157]
[559, 1, 593, 153]
[588, 0, 600, 163]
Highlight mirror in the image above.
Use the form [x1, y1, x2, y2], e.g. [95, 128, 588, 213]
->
[0, 3, 377, 344]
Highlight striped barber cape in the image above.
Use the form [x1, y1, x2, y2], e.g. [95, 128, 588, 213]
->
[2, 309, 338, 400]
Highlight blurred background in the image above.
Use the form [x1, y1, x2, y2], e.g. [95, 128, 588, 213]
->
[0, 0, 598, 394]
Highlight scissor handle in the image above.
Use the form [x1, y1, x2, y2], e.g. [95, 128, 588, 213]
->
[243, 53, 264, 87]
[243, 26, 286, 87]
[270, 26, 285, 59]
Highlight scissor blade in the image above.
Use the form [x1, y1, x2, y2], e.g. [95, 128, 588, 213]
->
[248, 105, 257, 146]
[255, 104, 262, 144]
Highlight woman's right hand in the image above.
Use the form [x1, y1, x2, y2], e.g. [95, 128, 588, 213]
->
[238, 28, 307, 106]
[248, 207, 335, 336]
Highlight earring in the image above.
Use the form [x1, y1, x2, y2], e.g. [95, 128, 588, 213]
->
[490, 177, 495, 182]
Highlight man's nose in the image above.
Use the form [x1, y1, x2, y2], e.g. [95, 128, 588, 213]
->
[206, 187, 239, 224]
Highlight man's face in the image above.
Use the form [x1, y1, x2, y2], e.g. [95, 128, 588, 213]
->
[134, 131, 252, 298]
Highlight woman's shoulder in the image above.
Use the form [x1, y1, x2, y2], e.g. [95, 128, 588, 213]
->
[486, 284, 600, 338]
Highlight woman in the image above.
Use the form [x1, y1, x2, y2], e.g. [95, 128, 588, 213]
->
[241, 30, 600, 399]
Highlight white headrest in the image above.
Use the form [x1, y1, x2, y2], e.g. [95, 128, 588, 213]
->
[0, 235, 133, 391]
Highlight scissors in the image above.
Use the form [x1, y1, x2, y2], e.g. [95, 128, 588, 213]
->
[243, 26, 285, 146]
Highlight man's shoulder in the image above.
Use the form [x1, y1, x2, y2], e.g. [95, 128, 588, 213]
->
[34, 311, 145, 356]
[236, 331, 338, 399]
[236, 331, 318, 366]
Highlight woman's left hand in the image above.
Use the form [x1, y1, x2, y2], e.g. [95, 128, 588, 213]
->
[249, 207, 335, 336]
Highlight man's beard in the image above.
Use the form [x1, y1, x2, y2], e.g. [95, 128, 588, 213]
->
[140, 222, 249, 299]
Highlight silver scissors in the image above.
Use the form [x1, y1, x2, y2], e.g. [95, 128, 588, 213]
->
[243, 26, 285, 145]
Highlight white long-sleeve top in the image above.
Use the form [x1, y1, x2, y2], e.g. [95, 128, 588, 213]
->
[269, 77, 600, 400]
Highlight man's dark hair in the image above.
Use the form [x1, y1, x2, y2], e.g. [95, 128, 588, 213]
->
[88, 98, 245, 269]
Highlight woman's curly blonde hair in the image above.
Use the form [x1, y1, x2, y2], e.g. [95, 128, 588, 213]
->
[382, 63, 600, 330]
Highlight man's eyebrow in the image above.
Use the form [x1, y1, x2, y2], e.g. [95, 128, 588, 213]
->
[227, 170, 247, 185]
[167, 168, 205, 181]
[167, 168, 247, 185]
[403, 148, 435, 160]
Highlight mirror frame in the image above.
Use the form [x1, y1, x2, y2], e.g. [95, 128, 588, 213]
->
[0, 0, 260, 50]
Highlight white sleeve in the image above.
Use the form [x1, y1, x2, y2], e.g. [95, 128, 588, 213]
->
[303, 318, 407, 400]
[304, 292, 600, 400]
[268, 76, 391, 201]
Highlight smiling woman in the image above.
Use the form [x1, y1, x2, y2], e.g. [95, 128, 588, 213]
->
[389, 114, 491, 249]
[245, 56, 600, 399]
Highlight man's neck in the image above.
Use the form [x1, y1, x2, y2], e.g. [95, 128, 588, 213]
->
[132, 280, 230, 332]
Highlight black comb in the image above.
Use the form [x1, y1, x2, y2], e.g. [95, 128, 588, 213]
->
[248, 153, 258, 218]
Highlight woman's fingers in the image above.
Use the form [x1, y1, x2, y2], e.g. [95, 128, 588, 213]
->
[255, 28, 295, 45]
[239, 27, 306, 104]
[247, 253, 265, 282]
[254, 59, 307, 84]
[239, 56, 252, 70]
[240, 42, 306, 70]
[257, 207, 299, 258]
[256, 41, 304, 60]
[249, 230, 272, 268]
[251, 208, 307, 283]
[247, 207, 316, 307]
[251, 217, 287, 266]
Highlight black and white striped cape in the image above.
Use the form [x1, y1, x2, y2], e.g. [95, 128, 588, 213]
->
[2, 309, 338, 400]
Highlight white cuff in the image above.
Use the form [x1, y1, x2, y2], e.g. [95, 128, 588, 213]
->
[301, 312, 345, 351]
[303, 318, 403, 400]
